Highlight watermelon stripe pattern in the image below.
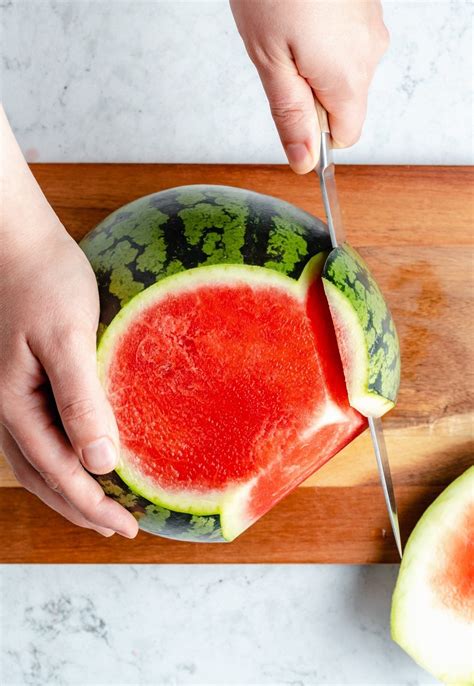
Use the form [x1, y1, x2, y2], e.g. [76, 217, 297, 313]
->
[96, 470, 225, 542]
[80, 185, 331, 330]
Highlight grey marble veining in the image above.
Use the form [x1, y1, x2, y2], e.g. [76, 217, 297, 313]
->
[1, 564, 438, 685]
[1, 0, 472, 165]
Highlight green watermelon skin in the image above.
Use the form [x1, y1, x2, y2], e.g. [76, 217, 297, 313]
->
[322, 244, 401, 410]
[96, 470, 225, 542]
[79, 186, 338, 542]
[80, 185, 331, 331]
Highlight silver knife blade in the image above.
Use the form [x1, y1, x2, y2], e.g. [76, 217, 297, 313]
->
[369, 416, 403, 558]
[314, 102, 403, 558]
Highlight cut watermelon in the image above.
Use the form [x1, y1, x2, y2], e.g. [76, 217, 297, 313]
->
[391, 467, 474, 685]
[80, 185, 376, 541]
[97, 259, 365, 541]
[322, 244, 400, 418]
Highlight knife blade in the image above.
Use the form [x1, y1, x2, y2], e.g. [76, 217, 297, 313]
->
[314, 102, 403, 558]
[369, 415, 403, 558]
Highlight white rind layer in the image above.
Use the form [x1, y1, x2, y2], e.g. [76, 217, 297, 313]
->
[322, 278, 394, 418]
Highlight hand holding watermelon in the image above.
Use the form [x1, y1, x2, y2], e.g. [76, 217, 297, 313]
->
[0, 106, 138, 539]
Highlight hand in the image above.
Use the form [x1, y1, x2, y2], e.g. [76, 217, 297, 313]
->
[0, 106, 138, 538]
[230, 0, 389, 173]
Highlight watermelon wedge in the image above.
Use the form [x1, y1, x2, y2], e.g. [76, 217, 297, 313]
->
[391, 467, 474, 685]
[322, 244, 400, 418]
[80, 185, 371, 541]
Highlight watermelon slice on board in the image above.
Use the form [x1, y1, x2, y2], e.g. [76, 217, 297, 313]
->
[80, 185, 396, 542]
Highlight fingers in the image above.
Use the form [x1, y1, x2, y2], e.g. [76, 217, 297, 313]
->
[231, 0, 390, 168]
[256, 64, 321, 174]
[0, 426, 115, 537]
[305, 40, 387, 149]
[256, 62, 370, 171]
[309, 66, 370, 148]
[312, 79, 369, 149]
[36, 327, 120, 475]
[2, 393, 139, 538]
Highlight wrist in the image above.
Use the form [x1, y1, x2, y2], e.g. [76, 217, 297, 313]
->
[1, 192, 65, 267]
[1, 105, 64, 262]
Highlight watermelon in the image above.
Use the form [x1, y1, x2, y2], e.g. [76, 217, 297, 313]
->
[391, 467, 474, 685]
[322, 244, 400, 417]
[80, 185, 370, 541]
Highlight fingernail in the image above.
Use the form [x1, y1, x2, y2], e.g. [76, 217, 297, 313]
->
[96, 528, 115, 538]
[285, 143, 313, 173]
[118, 528, 138, 539]
[82, 436, 117, 473]
[117, 518, 139, 539]
[331, 138, 346, 149]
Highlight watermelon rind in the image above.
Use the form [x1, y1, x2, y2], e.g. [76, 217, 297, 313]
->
[96, 470, 225, 541]
[322, 280, 395, 417]
[322, 244, 400, 418]
[79, 184, 332, 332]
[391, 466, 474, 685]
[97, 260, 325, 541]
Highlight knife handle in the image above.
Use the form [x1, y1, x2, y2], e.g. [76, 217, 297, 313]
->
[315, 99, 330, 135]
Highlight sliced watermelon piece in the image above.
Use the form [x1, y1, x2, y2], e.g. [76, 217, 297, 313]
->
[322, 244, 401, 418]
[97, 259, 366, 541]
[391, 467, 474, 685]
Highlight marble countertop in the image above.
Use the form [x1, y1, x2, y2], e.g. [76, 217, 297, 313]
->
[1, 564, 438, 685]
[1, 0, 472, 165]
[1, 1, 470, 684]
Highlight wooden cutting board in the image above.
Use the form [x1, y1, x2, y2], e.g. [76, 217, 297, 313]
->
[1, 164, 472, 563]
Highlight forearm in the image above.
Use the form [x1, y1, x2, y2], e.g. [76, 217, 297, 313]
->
[1, 104, 61, 260]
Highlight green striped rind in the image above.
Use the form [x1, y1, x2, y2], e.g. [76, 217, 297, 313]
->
[79, 185, 331, 331]
[391, 466, 474, 685]
[96, 470, 225, 542]
[322, 244, 400, 417]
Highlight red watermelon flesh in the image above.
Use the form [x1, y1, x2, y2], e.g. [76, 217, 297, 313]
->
[99, 262, 367, 539]
[431, 503, 474, 623]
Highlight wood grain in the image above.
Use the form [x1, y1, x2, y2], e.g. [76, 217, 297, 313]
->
[28, 164, 473, 247]
[1, 164, 472, 563]
[0, 486, 444, 564]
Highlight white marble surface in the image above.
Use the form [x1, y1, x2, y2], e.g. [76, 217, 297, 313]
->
[1, 564, 438, 685]
[1, 0, 472, 165]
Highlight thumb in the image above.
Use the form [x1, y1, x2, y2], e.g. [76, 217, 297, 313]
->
[39, 327, 120, 475]
[257, 65, 320, 174]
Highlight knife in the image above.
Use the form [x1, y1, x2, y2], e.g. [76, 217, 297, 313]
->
[314, 102, 403, 559]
